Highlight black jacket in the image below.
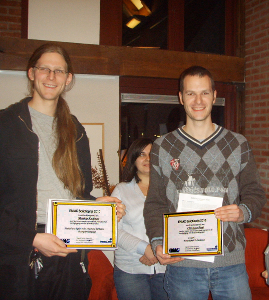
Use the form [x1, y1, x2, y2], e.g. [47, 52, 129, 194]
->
[0, 97, 94, 265]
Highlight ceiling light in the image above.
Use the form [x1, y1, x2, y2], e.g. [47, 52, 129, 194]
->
[126, 17, 141, 29]
[130, 0, 143, 10]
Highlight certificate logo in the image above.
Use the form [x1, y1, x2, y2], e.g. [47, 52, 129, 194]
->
[169, 248, 180, 253]
[100, 237, 113, 244]
[62, 238, 70, 244]
[170, 158, 180, 170]
[207, 245, 218, 252]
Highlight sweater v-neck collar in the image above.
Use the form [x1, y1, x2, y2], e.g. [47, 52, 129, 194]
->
[176, 125, 224, 149]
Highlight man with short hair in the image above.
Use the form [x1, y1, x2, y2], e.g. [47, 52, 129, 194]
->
[144, 66, 266, 300]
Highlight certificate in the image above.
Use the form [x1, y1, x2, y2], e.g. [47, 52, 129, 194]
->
[163, 210, 222, 256]
[46, 199, 117, 249]
[177, 193, 223, 212]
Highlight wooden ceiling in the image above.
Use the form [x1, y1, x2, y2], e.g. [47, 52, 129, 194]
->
[0, 37, 244, 83]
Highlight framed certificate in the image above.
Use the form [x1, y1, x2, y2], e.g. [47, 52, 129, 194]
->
[163, 210, 222, 256]
[46, 199, 117, 250]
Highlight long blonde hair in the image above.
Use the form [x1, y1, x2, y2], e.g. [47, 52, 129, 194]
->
[27, 43, 84, 198]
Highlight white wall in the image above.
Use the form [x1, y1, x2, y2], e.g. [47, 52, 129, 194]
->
[28, 0, 100, 44]
[66, 74, 120, 192]
[0, 71, 29, 108]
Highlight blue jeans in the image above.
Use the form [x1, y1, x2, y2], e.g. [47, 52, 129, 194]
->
[164, 264, 251, 300]
[114, 265, 168, 300]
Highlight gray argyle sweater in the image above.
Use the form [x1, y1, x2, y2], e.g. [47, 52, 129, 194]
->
[144, 126, 266, 268]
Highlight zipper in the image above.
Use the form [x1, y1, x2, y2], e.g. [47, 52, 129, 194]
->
[76, 132, 83, 142]
[19, 115, 40, 265]
[19, 115, 35, 134]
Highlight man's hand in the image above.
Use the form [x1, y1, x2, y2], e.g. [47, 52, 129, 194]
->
[156, 245, 184, 265]
[96, 196, 126, 222]
[139, 254, 154, 266]
[139, 244, 158, 266]
[33, 233, 77, 257]
[215, 204, 244, 223]
[139, 255, 152, 266]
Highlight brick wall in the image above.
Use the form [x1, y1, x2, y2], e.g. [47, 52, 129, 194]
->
[245, 0, 269, 228]
[0, 0, 22, 38]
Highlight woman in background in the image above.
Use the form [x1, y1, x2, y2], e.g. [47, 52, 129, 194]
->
[112, 138, 167, 300]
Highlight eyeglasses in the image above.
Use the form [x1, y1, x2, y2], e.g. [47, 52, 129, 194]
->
[34, 66, 68, 76]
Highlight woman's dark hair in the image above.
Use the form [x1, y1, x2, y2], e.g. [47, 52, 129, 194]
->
[122, 138, 153, 183]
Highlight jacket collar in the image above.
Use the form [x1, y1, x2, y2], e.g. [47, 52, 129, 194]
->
[10, 97, 33, 130]
[13, 97, 83, 140]
[14, 97, 32, 129]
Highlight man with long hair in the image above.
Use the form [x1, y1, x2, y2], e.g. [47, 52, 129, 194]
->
[144, 66, 266, 299]
[0, 43, 125, 300]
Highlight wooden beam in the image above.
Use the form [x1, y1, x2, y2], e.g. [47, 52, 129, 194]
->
[100, 0, 122, 46]
[225, 0, 237, 56]
[21, 0, 28, 39]
[168, 0, 184, 51]
[0, 37, 245, 83]
[236, 0, 245, 58]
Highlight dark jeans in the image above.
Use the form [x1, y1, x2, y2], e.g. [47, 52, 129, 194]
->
[164, 264, 251, 300]
[114, 265, 168, 300]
